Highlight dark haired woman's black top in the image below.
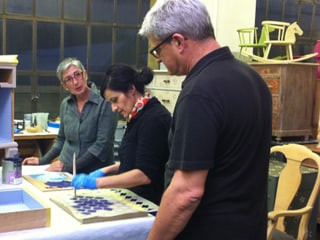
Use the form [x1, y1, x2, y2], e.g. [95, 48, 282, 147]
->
[118, 97, 171, 204]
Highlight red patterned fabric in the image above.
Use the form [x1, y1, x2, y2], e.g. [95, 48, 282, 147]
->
[128, 93, 151, 122]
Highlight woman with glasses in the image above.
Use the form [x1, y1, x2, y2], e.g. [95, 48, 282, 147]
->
[71, 63, 171, 204]
[23, 57, 118, 174]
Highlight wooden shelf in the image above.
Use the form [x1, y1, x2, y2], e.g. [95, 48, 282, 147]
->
[0, 55, 19, 158]
[14, 133, 57, 159]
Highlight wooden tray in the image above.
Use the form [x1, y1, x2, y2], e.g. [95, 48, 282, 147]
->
[0, 188, 50, 233]
[24, 172, 73, 192]
[50, 188, 158, 224]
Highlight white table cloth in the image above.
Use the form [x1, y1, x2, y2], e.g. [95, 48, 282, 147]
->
[0, 165, 155, 240]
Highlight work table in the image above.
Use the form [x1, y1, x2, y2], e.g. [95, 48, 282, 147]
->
[0, 165, 154, 240]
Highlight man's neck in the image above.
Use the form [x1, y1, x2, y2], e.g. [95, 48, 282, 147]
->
[185, 38, 221, 73]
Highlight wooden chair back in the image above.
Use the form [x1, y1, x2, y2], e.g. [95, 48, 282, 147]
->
[261, 20, 303, 60]
[237, 27, 267, 59]
[267, 144, 320, 240]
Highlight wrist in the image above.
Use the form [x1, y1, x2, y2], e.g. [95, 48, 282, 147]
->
[89, 168, 106, 178]
[99, 169, 107, 176]
[96, 177, 101, 188]
[86, 176, 97, 189]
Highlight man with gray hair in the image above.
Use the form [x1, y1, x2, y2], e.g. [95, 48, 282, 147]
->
[139, 0, 272, 239]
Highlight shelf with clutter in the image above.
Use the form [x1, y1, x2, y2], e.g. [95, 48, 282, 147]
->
[237, 21, 319, 142]
[0, 55, 19, 159]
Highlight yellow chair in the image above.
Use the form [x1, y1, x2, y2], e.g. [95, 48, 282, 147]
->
[262, 21, 303, 60]
[268, 144, 320, 240]
[237, 27, 267, 60]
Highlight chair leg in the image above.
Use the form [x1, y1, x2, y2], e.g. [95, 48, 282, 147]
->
[267, 222, 276, 240]
[264, 44, 272, 59]
[257, 48, 261, 57]
[238, 47, 243, 59]
[287, 45, 293, 60]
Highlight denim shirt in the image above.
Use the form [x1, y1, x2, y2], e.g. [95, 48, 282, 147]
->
[40, 88, 118, 173]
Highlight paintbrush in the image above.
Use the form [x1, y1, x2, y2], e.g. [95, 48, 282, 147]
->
[73, 152, 77, 197]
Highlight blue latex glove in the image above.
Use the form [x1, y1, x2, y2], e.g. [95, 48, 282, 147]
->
[71, 174, 97, 189]
[89, 169, 106, 178]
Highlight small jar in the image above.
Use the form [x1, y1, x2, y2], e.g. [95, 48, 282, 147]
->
[2, 157, 22, 185]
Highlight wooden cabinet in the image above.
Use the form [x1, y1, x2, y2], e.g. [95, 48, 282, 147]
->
[147, 70, 184, 114]
[312, 78, 320, 140]
[0, 55, 19, 159]
[13, 134, 57, 159]
[250, 63, 317, 141]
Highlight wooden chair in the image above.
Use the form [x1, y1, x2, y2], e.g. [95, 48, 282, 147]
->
[262, 21, 303, 60]
[237, 27, 267, 60]
[267, 144, 320, 240]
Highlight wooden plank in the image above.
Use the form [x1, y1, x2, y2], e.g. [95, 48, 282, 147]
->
[24, 173, 73, 192]
[50, 188, 157, 224]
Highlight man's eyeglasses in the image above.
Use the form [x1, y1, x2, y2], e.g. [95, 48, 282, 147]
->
[149, 35, 173, 58]
[62, 71, 83, 84]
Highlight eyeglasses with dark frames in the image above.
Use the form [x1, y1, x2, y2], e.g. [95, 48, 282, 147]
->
[149, 35, 173, 58]
[62, 71, 83, 84]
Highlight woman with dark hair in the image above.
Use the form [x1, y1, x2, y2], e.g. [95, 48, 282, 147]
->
[72, 63, 171, 204]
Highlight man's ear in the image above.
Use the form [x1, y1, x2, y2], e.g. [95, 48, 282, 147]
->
[172, 33, 185, 48]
